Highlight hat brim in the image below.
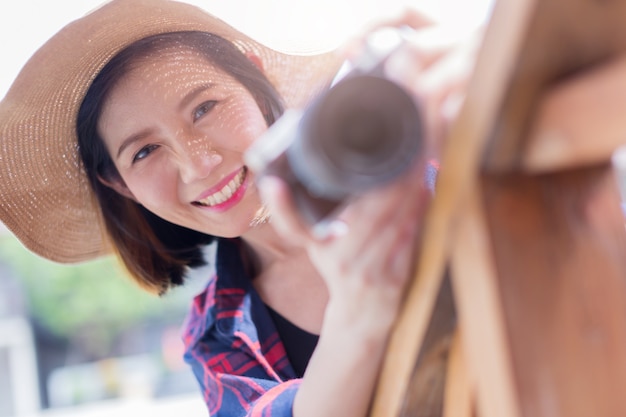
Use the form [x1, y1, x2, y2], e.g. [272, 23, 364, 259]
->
[0, 0, 340, 263]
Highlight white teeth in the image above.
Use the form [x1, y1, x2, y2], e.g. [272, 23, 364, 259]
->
[196, 169, 246, 207]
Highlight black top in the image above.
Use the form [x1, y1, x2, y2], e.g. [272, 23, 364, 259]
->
[265, 304, 319, 378]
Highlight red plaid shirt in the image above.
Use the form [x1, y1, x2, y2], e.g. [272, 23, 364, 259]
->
[182, 238, 300, 417]
[181, 160, 439, 416]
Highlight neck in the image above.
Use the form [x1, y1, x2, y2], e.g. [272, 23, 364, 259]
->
[240, 220, 305, 276]
[240, 219, 328, 335]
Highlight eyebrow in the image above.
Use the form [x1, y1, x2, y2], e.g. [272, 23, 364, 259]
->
[116, 129, 153, 160]
[178, 83, 216, 111]
[115, 83, 217, 160]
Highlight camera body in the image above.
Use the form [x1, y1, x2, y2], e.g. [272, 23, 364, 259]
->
[245, 28, 424, 228]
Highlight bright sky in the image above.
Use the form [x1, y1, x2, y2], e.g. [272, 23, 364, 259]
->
[0, 0, 493, 99]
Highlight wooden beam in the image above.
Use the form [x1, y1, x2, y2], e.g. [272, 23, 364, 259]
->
[481, 165, 626, 417]
[524, 55, 626, 172]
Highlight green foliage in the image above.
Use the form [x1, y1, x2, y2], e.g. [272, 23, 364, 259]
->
[0, 234, 202, 346]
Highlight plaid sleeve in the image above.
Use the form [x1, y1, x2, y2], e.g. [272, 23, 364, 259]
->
[185, 339, 300, 417]
[182, 272, 300, 417]
[247, 380, 300, 417]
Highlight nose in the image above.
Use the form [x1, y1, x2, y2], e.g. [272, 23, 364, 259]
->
[178, 137, 223, 184]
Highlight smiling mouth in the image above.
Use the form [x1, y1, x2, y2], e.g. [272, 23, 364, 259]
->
[194, 167, 247, 207]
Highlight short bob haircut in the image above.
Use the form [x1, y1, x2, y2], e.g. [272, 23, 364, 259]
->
[77, 31, 285, 295]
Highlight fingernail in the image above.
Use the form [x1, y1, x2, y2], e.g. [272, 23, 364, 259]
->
[312, 219, 349, 240]
[384, 46, 420, 87]
[441, 93, 464, 122]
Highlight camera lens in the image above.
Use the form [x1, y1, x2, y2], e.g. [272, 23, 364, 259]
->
[288, 74, 423, 201]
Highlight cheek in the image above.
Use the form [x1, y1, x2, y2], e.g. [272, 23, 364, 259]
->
[215, 98, 268, 151]
[122, 166, 177, 208]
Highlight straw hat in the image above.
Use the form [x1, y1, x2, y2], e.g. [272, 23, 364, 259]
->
[0, 0, 341, 263]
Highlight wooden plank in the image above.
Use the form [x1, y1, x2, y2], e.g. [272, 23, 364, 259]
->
[369, 0, 537, 413]
[451, 185, 522, 417]
[482, 165, 626, 417]
[372, 0, 626, 414]
[442, 330, 474, 417]
[483, 0, 626, 171]
[524, 54, 626, 172]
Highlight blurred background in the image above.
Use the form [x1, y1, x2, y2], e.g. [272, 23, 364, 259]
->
[0, 0, 493, 416]
[0, 229, 213, 416]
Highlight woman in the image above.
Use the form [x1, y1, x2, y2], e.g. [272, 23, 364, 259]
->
[0, 0, 473, 415]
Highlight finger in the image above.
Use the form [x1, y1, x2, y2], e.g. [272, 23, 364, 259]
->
[385, 23, 481, 83]
[337, 7, 437, 62]
[422, 85, 468, 158]
[349, 179, 428, 285]
[385, 185, 430, 279]
[339, 162, 428, 258]
[369, 7, 437, 32]
[407, 41, 477, 156]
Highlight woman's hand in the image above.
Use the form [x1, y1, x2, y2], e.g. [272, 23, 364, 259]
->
[258, 157, 430, 333]
[258, 157, 430, 417]
[257, 9, 482, 325]
[344, 8, 483, 159]
[387, 24, 482, 157]
[253, 11, 481, 417]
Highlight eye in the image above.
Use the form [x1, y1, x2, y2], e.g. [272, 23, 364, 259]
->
[132, 144, 159, 163]
[193, 100, 217, 122]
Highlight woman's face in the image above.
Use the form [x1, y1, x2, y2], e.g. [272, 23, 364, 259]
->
[98, 47, 269, 237]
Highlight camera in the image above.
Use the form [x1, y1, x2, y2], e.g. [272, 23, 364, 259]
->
[245, 28, 424, 229]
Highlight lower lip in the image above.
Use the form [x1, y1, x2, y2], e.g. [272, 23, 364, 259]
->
[198, 175, 249, 213]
